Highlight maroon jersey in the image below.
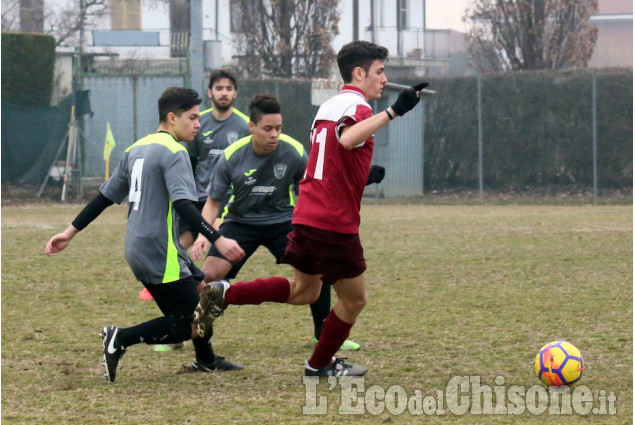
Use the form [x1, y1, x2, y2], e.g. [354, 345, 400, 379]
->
[292, 86, 373, 234]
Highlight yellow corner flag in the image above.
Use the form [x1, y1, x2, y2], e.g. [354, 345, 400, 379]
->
[104, 122, 116, 180]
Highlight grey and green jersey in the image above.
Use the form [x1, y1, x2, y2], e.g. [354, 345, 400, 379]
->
[184, 108, 250, 200]
[100, 132, 198, 285]
[208, 134, 308, 225]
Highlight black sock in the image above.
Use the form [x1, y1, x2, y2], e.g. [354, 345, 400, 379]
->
[116, 316, 191, 348]
[310, 283, 331, 339]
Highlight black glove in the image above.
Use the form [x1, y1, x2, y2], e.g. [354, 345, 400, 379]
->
[366, 165, 386, 185]
[390, 82, 430, 116]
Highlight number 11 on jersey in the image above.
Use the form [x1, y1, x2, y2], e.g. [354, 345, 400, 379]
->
[307, 127, 327, 180]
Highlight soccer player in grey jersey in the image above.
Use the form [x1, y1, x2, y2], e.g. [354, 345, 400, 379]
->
[142, 70, 250, 312]
[179, 69, 250, 249]
[45, 87, 245, 382]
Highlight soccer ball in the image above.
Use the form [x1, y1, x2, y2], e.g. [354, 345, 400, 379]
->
[535, 341, 584, 386]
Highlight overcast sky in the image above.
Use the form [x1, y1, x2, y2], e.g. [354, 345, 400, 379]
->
[425, 0, 471, 31]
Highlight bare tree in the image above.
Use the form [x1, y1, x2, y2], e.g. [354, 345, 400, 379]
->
[233, 0, 340, 78]
[47, 0, 109, 47]
[464, 0, 599, 72]
[1, 0, 108, 47]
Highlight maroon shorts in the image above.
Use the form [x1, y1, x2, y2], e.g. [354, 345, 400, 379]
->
[279, 224, 366, 284]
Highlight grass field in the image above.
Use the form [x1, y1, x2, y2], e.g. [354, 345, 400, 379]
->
[2, 203, 632, 424]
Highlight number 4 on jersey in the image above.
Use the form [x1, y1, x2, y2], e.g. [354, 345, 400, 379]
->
[129, 158, 144, 210]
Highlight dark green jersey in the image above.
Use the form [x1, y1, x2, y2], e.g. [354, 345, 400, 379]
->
[208, 134, 308, 225]
[100, 132, 198, 284]
[185, 108, 250, 200]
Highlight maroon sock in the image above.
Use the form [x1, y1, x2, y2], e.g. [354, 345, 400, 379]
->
[308, 309, 354, 369]
[225, 277, 290, 305]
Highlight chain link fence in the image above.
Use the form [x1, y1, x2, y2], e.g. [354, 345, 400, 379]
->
[235, 69, 632, 201]
[4, 67, 630, 203]
[419, 68, 632, 202]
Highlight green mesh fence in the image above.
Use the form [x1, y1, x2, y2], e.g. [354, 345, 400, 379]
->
[418, 68, 632, 190]
[5, 69, 630, 194]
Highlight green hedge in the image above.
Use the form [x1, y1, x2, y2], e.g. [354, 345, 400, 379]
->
[235, 69, 631, 190]
[419, 68, 633, 189]
[2, 32, 56, 106]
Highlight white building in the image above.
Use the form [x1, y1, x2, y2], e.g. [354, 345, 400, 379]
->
[588, 0, 633, 67]
[34, 0, 466, 77]
[100, 1, 449, 64]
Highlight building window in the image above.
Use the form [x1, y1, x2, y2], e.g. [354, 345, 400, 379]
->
[397, 0, 408, 30]
[110, 0, 141, 30]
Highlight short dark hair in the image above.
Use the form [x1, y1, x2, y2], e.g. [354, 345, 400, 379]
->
[337, 41, 389, 83]
[248, 94, 281, 123]
[208, 69, 238, 90]
[158, 87, 202, 122]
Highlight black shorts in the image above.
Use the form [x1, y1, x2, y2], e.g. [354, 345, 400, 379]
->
[143, 277, 199, 321]
[207, 220, 293, 280]
[280, 224, 366, 284]
[142, 260, 204, 321]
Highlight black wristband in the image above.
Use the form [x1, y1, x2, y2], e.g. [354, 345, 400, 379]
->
[385, 109, 395, 120]
[199, 219, 221, 244]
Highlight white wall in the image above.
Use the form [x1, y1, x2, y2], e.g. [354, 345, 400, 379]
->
[333, 0, 427, 59]
[42, 0, 469, 69]
[201, 0, 429, 66]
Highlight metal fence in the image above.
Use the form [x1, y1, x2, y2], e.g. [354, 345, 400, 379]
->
[83, 74, 185, 178]
[420, 69, 632, 202]
[78, 68, 632, 202]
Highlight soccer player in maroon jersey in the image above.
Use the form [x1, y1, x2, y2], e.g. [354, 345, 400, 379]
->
[194, 40, 428, 377]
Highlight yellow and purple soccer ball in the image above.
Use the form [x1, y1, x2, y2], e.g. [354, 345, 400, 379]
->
[535, 341, 584, 386]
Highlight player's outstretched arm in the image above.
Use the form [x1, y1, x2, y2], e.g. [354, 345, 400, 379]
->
[45, 225, 78, 256]
[340, 82, 429, 150]
[173, 199, 245, 263]
[191, 197, 222, 260]
[389, 82, 429, 117]
[45, 192, 114, 256]
[340, 111, 391, 149]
